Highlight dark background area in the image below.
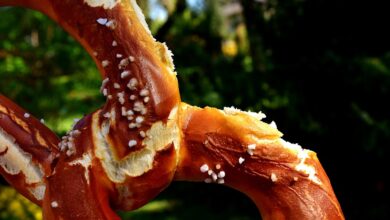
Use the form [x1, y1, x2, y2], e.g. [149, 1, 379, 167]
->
[1, 0, 389, 219]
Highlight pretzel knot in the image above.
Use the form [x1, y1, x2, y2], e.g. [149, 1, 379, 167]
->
[0, 0, 344, 219]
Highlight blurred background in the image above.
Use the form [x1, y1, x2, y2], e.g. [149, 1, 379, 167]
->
[1, 0, 389, 219]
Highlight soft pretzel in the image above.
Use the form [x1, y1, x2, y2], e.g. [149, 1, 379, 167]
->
[0, 0, 344, 219]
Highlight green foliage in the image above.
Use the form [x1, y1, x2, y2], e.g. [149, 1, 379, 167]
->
[0, 186, 42, 220]
[0, 8, 104, 135]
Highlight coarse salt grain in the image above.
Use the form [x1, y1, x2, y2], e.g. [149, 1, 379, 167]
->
[248, 144, 256, 150]
[129, 123, 137, 129]
[247, 143, 256, 156]
[121, 71, 131, 79]
[270, 121, 277, 129]
[127, 110, 134, 116]
[200, 164, 209, 173]
[119, 58, 130, 69]
[140, 89, 149, 96]
[211, 173, 218, 181]
[102, 60, 109, 67]
[127, 78, 138, 90]
[105, 20, 116, 29]
[217, 171, 226, 178]
[135, 116, 144, 124]
[51, 201, 58, 208]
[128, 140, 137, 147]
[271, 173, 278, 182]
[96, 18, 108, 25]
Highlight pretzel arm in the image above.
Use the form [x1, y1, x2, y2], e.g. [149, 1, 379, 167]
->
[0, 95, 60, 205]
[40, 111, 122, 220]
[175, 103, 344, 220]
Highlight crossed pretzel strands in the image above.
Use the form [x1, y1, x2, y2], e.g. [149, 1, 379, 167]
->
[0, 0, 344, 219]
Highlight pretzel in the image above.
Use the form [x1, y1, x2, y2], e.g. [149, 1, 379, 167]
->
[0, 0, 345, 219]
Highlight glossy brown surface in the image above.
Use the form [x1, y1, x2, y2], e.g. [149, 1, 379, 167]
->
[0, 95, 59, 205]
[0, 0, 344, 219]
[175, 104, 344, 220]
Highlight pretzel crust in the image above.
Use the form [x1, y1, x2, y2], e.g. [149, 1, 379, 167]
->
[0, 0, 344, 219]
[175, 104, 344, 219]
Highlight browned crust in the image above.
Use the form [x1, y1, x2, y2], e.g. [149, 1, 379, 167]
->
[175, 104, 344, 220]
[113, 144, 177, 210]
[43, 161, 120, 220]
[41, 112, 120, 219]
[0, 95, 60, 157]
[0, 1, 344, 219]
[0, 95, 59, 205]
[45, 0, 180, 159]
